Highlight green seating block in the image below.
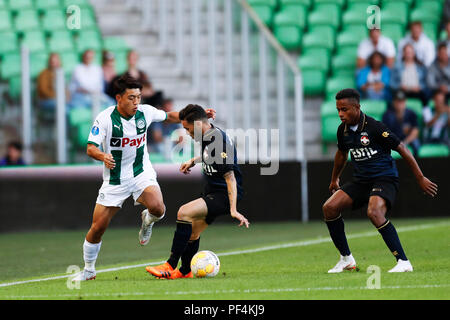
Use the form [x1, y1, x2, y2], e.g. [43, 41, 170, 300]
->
[381, 2, 409, 26]
[35, 0, 62, 11]
[21, 31, 47, 53]
[332, 52, 357, 76]
[60, 51, 80, 76]
[274, 25, 303, 50]
[342, 5, 369, 26]
[49, 30, 75, 53]
[308, 4, 340, 29]
[0, 32, 19, 55]
[360, 99, 387, 120]
[409, 9, 441, 24]
[8, 75, 21, 98]
[251, 5, 274, 28]
[0, 10, 12, 32]
[63, 0, 93, 9]
[248, 0, 278, 9]
[326, 76, 356, 100]
[302, 69, 326, 95]
[298, 48, 330, 72]
[14, 10, 40, 32]
[418, 144, 449, 158]
[42, 9, 67, 32]
[1, 52, 21, 79]
[322, 115, 341, 142]
[279, 0, 311, 10]
[69, 107, 92, 126]
[76, 30, 103, 52]
[30, 52, 50, 78]
[103, 37, 130, 52]
[8, 0, 33, 11]
[302, 26, 335, 51]
[381, 23, 405, 46]
[321, 100, 337, 117]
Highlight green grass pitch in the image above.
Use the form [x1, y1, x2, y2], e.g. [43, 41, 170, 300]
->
[0, 218, 449, 300]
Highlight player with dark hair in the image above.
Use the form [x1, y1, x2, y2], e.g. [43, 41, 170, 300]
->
[72, 76, 216, 281]
[323, 88, 438, 273]
[146, 104, 249, 279]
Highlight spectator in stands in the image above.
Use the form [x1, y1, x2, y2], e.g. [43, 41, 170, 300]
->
[356, 51, 391, 101]
[37, 53, 63, 114]
[0, 142, 26, 167]
[142, 80, 164, 108]
[390, 43, 429, 106]
[102, 51, 117, 97]
[397, 21, 436, 67]
[69, 49, 114, 109]
[423, 90, 450, 144]
[427, 42, 450, 101]
[443, 20, 450, 57]
[382, 90, 420, 155]
[147, 98, 182, 154]
[125, 50, 150, 85]
[357, 28, 396, 69]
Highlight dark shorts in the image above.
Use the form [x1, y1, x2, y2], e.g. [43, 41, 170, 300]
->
[202, 189, 242, 225]
[340, 176, 399, 211]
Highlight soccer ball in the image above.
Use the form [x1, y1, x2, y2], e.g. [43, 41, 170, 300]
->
[190, 250, 220, 278]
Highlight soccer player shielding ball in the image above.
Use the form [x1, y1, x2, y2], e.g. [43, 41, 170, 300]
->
[323, 89, 438, 273]
[146, 104, 249, 279]
[72, 76, 216, 281]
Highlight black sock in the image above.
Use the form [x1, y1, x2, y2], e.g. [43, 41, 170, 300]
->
[377, 220, 407, 261]
[179, 238, 200, 275]
[325, 215, 351, 256]
[167, 220, 192, 269]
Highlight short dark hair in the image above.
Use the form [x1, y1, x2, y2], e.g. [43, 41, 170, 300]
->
[179, 104, 208, 123]
[336, 88, 360, 104]
[8, 141, 22, 151]
[113, 74, 143, 96]
[437, 41, 447, 52]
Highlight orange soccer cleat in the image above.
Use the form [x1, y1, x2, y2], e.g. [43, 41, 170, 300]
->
[146, 262, 174, 278]
[156, 269, 193, 280]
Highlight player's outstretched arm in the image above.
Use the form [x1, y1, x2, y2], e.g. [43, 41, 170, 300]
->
[165, 108, 216, 124]
[396, 143, 438, 198]
[329, 149, 348, 194]
[179, 156, 201, 175]
[224, 171, 249, 228]
[87, 144, 116, 170]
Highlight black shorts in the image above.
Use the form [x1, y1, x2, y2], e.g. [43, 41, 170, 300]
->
[340, 176, 399, 211]
[202, 189, 242, 225]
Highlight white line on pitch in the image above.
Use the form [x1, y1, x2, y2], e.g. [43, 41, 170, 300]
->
[0, 221, 448, 289]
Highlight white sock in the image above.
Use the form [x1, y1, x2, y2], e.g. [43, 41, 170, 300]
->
[145, 209, 165, 223]
[83, 239, 102, 272]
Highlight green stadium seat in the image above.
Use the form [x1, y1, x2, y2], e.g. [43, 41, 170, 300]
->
[273, 9, 306, 50]
[69, 107, 91, 126]
[360, 99, 387, 120]
[248, 0, 278, 9]
[149, 153, 168, 164]
[326, 76, 356, 100]
[314, 0, 346, 8]
[8, 0, 33, 11]
[250, 4, 274, 27]
[60, 51, 80, 76]
[0, 10, 13, 32]
[409, 9, 441, 24]
[76, 122, 92, 148]
[308, 4, 341, 30]
[422, 22, 439, 42]
[321, 100, 337, 118]
[336, 45, 358, 57]
[381, 23, 405, 46]
[302, 26, 335, 52]
[405, 98, 423, 123]
[76, 30, 103, 53]
[21, 31, 47, 53]
[342, 5, 370, 26]
[1, 52, 21, 79]
[14, 10, 40, 32]
[418, 144, 450, 158]
[336, 28, 367, 51]
[112, 50, 128, 74]
[0, 0, 6, 9]
[381, 2, 409, 26]
[63, 0, 93, 9]
[35, 0, 62, 12]
[321, 115, 341, 143]
[382, 0, 413, 5]
[302, 69, 326, 95]
[48, 30, 75, 53]
[332, 52, 357, 76]
[8, 75, 21, 99]
[0, 32, 19, 56]
[414, 0, 443, 16]
[298, 48, 330, 72]
[30, 52, 50, 78]
[279, 0, 311, 10]
[42, 9, 67, 32]
[347, 0, 380, 7]
[103, 37, 130, 52]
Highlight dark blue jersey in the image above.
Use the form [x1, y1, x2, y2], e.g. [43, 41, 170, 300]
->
[201, 125, 243, 198]
[337, 112, 401, 181]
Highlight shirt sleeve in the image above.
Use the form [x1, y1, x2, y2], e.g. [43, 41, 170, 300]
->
[373, 120, 401, 150]
[87, 113, 107, 147]
[142, 104, 167, 123]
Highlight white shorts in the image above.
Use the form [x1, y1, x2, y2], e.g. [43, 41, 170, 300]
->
[96, 171, 159, 208]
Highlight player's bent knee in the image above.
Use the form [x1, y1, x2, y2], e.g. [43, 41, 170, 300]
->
[322, 202, 339, 220]
[147, 202, 165, 218]
[177, 205, 193, 222]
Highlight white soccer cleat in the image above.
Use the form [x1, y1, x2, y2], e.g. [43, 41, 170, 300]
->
[139, 209, 154, 246]
[71, 269, 96, 281]
[388, 259, 413, 273]
[328, 254, 357, 273]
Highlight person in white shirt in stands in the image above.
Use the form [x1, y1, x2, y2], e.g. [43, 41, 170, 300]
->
[397, 21, 436, 68]
[357, 28, 396, 69]
[69, 49, 115, 110]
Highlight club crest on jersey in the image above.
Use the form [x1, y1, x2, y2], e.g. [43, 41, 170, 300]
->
[360, 135, 370, 146]
[137, 119, 146, 130]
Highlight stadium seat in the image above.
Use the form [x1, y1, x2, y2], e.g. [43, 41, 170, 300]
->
[347, 0, 380, 7]
[298, 48, 330, 73]
[321, 100, 338, 117]
[0, 32, 19, 56]
[103, 37, 130, 52]
[14, 10, 41, 33]
[112, 50, 128, 74]
[381, 23, 405, 46]
[149, 153, 168, 164]
[0, 10, 13, 32]
[279, 0, 311, 10]
[63, 0, 93, 9]
[336, 28, 367, 51]
[8, 0, 33, 11]
[414, 0, 443, 16]
[69, 107, 92, 126]
[418, 144, 450, 158]
[49, 30, 76, 53]
[381, 2, 409, 27]
[250, 4, 274, 28]
[314, 0, 346, 8]
[321, 115, 341, 143]
[308, 4, 340, 30]
[60, 51, 80, 76]
[42, 9, 67, 32]
[0, 0, 6, 9]
[422, 22, 438, 42]
[406, 98, 424, 122]
[77, 8, 98, 30]
[30, 52, 50, 78]
[301, 69, 326, 95]
[0, 52, 21, 79]
[248, 0, 278, 9]
[21, 31, 47, 53]
[331, 52, 357, 77]
[35, 0, 62, 12]
[409, 9, 441, 24]
[342, 4, 370, 26]
[273, 9, 306, 50]
[326, 76, 356, 101]
[76, 30, 103, 53]
[7, 75, 21, 99]
[360, 99, 387, 120]
[302, 26, 335, 52]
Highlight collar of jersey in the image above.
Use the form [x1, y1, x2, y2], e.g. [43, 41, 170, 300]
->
[114, 106, 134, 121]
[344, 112, 366, 134]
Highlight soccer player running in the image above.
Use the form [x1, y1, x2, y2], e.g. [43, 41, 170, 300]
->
[73, 76, 216, 281]
[146, 104, 249, 279]
[323, 89, 438, 273]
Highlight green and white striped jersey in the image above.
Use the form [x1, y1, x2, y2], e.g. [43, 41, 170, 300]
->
[87, 105, 167, 185]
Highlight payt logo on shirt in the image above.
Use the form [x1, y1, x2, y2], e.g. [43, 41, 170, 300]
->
[110, 134, 146, 148]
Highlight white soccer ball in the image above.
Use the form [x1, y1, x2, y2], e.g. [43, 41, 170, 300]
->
[190, 250, 220, 278]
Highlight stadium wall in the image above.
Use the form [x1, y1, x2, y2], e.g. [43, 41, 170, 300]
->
[0, 159, 448, 232]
